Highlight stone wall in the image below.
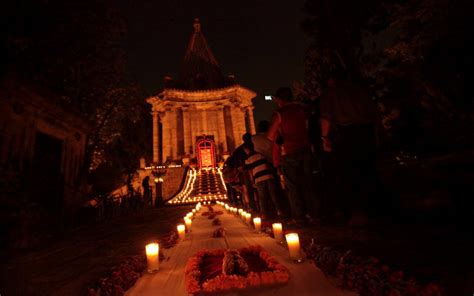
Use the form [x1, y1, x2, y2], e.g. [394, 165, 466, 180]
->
[162, 167, 187, 200]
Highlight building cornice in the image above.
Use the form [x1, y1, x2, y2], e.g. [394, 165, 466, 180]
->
[146, 84, 256, 112]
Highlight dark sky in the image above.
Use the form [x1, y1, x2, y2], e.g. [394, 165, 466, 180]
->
[116, 0, 307, 123]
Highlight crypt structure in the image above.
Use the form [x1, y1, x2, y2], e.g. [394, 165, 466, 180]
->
[147, 19, 257, 164]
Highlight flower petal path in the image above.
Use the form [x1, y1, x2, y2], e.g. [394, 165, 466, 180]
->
[125, 205, 357, 296]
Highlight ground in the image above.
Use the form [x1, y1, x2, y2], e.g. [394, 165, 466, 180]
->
[1, 152, 473, 296]
[0, 206, 193, 296]
[292, 150, 474, 296]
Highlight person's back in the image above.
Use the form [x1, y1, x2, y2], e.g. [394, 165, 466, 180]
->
[251, 120, 273, 163]
[277, 102, 309, 154]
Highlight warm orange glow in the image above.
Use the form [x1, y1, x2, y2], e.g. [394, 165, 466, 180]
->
[145, 243, 159, 272]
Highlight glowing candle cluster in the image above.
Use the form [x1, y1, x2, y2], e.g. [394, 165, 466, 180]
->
[167, 168, 228, 205]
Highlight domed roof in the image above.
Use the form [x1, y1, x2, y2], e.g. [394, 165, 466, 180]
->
[173, 19, 232, 91]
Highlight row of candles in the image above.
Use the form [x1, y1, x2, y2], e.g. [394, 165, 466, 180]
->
[167, 169, 228, 205]
[145, 202, 203, 272]
[216, 201, 302, 262]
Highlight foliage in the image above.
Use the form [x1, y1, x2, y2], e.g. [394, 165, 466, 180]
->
[301, 0, 474, 153]
[2, 0, 151, 195]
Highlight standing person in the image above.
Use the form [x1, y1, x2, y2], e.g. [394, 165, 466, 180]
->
[267, 87, 316, 225]
[252, 120, 290, 217]
[251, 121, 273, 163]
[243, 141, 282, 219]
[222, 155, 242, 206]
[320, 74, 377, 226]
[141, 176, 151, 208]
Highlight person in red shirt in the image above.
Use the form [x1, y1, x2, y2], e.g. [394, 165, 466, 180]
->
[267, 87, 317, 225]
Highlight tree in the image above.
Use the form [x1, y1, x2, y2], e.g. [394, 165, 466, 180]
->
[1, 0, 151, 195]
[301, 0, 474, 153]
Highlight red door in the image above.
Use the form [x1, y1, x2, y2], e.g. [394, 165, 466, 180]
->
[196, 137, 216, 169]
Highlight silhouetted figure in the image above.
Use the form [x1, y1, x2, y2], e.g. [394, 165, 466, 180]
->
[320, 76, 377, 226]
[222, 156, 242, 206]
[231, 133, 257, 211]
[142, 176, 151, 208]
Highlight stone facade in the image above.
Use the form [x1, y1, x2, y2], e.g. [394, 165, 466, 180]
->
[0, 79, 88, 223]
[148, 86, 256, 163]
[147, 19, 256, 163]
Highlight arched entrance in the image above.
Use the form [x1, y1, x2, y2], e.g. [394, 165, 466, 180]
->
[196, 135, 216, 169]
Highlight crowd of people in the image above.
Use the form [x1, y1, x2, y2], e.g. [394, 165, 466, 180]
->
[223, 76, 378, 227]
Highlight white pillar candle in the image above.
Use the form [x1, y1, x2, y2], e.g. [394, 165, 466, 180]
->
[238, 209, 243, 216]
[241, 211, 247, 221]
[253, 217, 261, 232]
[192, 209, 196, 214]
[177, 224, 186, 241]
[272, 223, 283, 242]
[145, 243, 159, 272]
[285, 233, 302, 261]
[184, 218, 192, 232]
[245, 213, 252, 224]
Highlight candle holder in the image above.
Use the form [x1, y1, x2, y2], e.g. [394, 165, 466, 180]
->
[245, 213, 252, 225]
[253, 217, 261, 233]
[145, 242, 160, 273]
[184, 218, 192, 232]
[285, 233, 303, 263]
[272, 223, 284, 243]
[177, 224, 186, 241]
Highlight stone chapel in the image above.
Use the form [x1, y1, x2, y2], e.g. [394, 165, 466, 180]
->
[147, 19, 256, 164]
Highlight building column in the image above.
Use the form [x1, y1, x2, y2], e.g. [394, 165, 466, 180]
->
[182, 107, 192, 155]
[161, 112, 170, 162]
[190, 108, 197, 156]
[201, 109, 208, 134]
[152, 111, 160, 163]
[231, 105, 244, 147]
[170, 109, 178, 160]
[216, 106, 228, 153]
[239, 107, 247, 139]
[247, 106, 256, 135]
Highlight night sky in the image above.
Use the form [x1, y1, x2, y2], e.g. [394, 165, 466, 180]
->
[116, 0, 306, 123]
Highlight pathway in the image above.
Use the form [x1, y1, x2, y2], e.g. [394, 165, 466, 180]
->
[126, 204, 357, 296]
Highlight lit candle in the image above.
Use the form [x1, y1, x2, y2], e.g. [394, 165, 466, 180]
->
[192, 209, 196, 214]
[285, 233, 302, 261]
[145, 242, 159, 272]
[177, 224, 186, 241]
[184, 218, 192, 232]
[253, 217, 261, 232]
[238, 209, 243, 216]
[272, 223, 283, 242]
[245, 213, 251, 224]
[241, 211, 247, 221]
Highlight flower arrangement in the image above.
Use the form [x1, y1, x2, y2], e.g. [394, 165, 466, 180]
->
[260, 221, 274, 238]
[303, 243, 445, 296]
[203, 211, 223, 219]
[184, 245, 290, 295]
[212, 218, 221, 226]
[159, 230, 179, 249]
[212, 227, 226, 238]
[88, 255, 147, 296]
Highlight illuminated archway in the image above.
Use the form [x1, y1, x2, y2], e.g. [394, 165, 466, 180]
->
[196, 135, 216, 169]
